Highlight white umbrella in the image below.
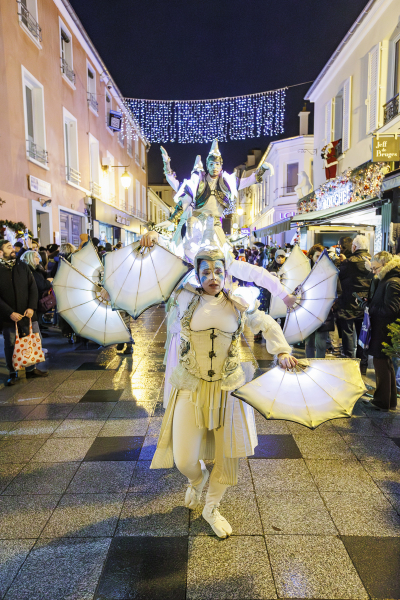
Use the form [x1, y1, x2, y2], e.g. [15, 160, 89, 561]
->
[233, 358, 366, 429]
[269, 245, 311, 318]
[283, 251, 338, 344]
[70, 240, 103, 283]
[102, 242, 193, 319]
[53, 259, 132, 346]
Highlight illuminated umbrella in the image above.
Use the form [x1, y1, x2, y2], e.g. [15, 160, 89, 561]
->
[283, 251, 338, 344]
[269, 245, 311, 319]
[53, 259, 132, 346]
[102, 242, 193, 319]
[71, 240, 103, 283]
[233, 358, 366, 429]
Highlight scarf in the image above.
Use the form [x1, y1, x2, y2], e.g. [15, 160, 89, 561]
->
[0, 257, 16, 270]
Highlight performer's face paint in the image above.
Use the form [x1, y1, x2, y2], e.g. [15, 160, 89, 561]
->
[199, 259, 225, 295]
[207, 159, 222, 178]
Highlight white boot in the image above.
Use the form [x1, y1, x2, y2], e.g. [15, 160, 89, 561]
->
[202, 503, 232, 538]
[185, 468, 209, 509]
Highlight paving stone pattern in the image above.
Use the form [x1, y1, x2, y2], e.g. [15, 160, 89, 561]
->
[0, 306, 399, 599]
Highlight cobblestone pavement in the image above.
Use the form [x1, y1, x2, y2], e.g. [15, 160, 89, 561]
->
[0, 306, 399, 599]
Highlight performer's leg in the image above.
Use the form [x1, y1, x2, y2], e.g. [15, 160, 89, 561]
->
[173, 391, 209, 508]
[202, 425, 233, 539]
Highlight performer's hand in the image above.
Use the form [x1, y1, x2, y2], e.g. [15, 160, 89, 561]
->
[100, 288, 110, 302]
[140, 231, 159, 247]
[261, 160, 274, 176]
[283, 294, 297, 309]
[24, 309, 34, 318]
[10, 312, 23, 322]
[160, 146, 170, 165]
[278, 353, 298, 369]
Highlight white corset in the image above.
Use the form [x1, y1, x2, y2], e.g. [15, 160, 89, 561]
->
[190, 328, 233, 382]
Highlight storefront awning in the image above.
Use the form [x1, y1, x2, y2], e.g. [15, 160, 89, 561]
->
[292, 197, 380, 226]
[255, 217, 292, 237]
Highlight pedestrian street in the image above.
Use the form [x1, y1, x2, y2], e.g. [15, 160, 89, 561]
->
[0, 305, 399, 600]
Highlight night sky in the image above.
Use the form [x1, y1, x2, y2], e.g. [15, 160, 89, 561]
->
[69, 0, 369, 182]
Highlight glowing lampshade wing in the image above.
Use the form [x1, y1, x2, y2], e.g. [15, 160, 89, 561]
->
[233, 358, 366, 429]
[70, 240, 103, 283]
[269, 245, 311, 318]
[53, 259, 132, 346]
[283, 251, 338, 344]
[103, 242, 193, 319]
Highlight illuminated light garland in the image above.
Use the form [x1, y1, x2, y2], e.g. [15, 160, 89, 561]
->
[124, 88, 287, 143]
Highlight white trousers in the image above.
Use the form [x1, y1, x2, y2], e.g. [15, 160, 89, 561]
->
[172, 390, 229, 507]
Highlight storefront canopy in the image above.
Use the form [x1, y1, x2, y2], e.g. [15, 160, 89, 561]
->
[255, 217, 292, 237]
[292, 197, 379, 226]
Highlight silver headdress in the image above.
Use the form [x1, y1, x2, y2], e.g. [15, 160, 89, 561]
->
[207, 139, 222, 164]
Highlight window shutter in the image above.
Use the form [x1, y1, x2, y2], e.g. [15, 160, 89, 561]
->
[342, 76, 352, 152]
[324, 99, 333, 144]
[366, 43, 380, 133]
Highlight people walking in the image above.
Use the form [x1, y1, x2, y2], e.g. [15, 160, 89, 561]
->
[367, 251, 400, 411]
[0, 240, 48, 386]
[336, 235, 373, 374]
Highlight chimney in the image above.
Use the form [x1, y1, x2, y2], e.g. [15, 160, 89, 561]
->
[247, 154, 255, 167]
[299, 104, 310, 136]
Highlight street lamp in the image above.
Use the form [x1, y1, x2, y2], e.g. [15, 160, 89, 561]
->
[237, 207, 244, 216]
[120, 169, 131, 190]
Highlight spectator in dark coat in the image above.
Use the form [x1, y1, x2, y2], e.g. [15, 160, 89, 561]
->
[0, 240, 47, 385]
[338, 236, 353, 261]
[21, 251, 52, 309]
[336, 235, 373, 374]
[368, 252, 400, 411]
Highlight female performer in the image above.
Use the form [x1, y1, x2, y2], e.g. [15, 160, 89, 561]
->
[142, 233, 297, 538]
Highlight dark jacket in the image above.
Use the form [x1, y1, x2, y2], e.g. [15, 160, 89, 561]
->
[337, 249, 373, 320]
[29, 265, 52, 309]
[368, 256, 400, 358]
[264, 260, 281, 312]
[0, 261, 38, 329]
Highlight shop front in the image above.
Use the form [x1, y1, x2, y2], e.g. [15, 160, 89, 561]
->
[91, 198, 145, 246]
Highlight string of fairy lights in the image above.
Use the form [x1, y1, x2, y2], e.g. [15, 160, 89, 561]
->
[123, 88, 287, 144]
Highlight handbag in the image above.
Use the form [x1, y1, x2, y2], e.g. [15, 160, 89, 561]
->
[12, 319, 45, 371]
[358, 308, 371, 349]
[39, 289, 56, 313]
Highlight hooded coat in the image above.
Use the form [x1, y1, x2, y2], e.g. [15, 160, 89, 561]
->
[337, 249, 373, 320]
[368, 255, 400, 359]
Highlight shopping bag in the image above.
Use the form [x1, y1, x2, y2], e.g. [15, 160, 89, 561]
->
[358, 308, 371, 349]
[12, 319, 45, 371]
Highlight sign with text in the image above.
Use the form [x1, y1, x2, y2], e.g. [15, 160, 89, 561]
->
[373, 136, 400, 162]
[28, 175, 51, 197]
[241, 227, 250, 235]
[115, 214, 130, 226]
[316, 181, 353, 211]
[108, 110, 122, 131]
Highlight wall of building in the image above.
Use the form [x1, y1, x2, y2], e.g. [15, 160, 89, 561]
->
[148, 187, 171, 224]
[0, 0, 148, 246]
[307, 0, 400, 188]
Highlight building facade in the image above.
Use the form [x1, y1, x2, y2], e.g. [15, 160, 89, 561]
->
[236, 116, 314, 247]
[148, 187, 171, 225]
[0, 0, 148, 247]
[301, 0, 400, 253]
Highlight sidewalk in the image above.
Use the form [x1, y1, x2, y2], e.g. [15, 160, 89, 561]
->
[0, 307, 399, 599]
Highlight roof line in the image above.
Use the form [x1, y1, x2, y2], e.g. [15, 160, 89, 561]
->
[305, 0, 378, 100]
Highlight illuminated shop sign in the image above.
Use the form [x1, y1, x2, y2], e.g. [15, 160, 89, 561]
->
[316, 181, 353, 211]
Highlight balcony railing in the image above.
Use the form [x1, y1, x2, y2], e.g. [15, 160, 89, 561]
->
[384, 94, 399, 125]
[17, 1, 42, 41]
[61, 58, 75, 84]
[90, 181, 101, 197]
[87, 92, 98, 112]
[285, 185, 296, 194]
[119, 200, 127, 212]
[27, 140, 48, 164]
[109, 194, 117, 206]
[66, 167, 81, 185]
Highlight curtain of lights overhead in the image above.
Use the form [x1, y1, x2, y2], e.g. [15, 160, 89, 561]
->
[125, 88, 286, 144]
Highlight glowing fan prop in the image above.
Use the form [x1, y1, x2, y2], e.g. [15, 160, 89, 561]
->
[53, 259, 132, 346]
[233, 358, 366, 429]
[102, 242, 193, 319]
[283, 251, 338, 344]
[70, 240, 103, 283]
[269, 245, 311, 319]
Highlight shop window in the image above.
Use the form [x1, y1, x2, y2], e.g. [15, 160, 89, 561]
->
[63, 109, 80, 185]
[59, 20, 75, 86]
[18, 0, 41, 44]
[87, 64, 98, 113]
[286, 163, 298, 194]
[22, 66, 47, 167]
[89, 134, 101, 197]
